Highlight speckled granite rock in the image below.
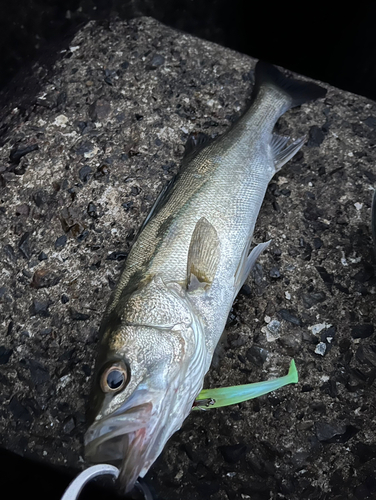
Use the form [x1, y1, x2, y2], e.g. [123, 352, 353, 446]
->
[1, 16, 376, 500]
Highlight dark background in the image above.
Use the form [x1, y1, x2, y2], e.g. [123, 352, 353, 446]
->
[1, 1, 376, 101]
[1, 1, 376, 499]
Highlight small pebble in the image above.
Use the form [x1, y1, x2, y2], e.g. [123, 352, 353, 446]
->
[0, 346, 13, 365]
[8, 397, 32, 422]
[148, 54, 165, 69]
[63, 416, 76, 434]
[78, 165, 93, 183]
[313, 238, 323, 249]
[15, 204, 30, 216]
[31, 269, 60, 289]
[309, 323, 332, 335]
[54, 115, 69, 127]
[69, 309, 90, 321]
[351, 324, 374, 339]
[55, 235, 67, 250]
[218, 443, 247, 464]
[61, 294, 69, 304]
[40, 328, 52, 336]
[38, 252, 48, 261]
[76, 141, 97, 158]
[262, 319, 281, 342]
[31, 300, 51, 317]
[88, 99, 111, 122]
[315, 421, 346, 442]
[9, 144, 38, 164]
[269, 267, 281, 278]
[315, 342, 327, 356]
[278, 309, 302, 326]
[267, 319, 281, 335]
[246, 345, 268, 366]
[302, 291, 326, 309]
[19, 232, 31, 259]
[22, 269, 32, 278]
[87, 202, 97, 218]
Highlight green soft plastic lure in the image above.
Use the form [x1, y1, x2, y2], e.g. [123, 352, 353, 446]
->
[193, 359, 298, 410]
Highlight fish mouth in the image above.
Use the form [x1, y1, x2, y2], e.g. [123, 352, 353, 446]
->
[84, 400, 160, 493]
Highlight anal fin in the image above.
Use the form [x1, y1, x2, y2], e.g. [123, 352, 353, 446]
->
[234, 240, 271, 298]
[271, 134, 306, 171]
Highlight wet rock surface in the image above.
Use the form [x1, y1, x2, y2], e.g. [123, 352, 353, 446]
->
[1, 16, 376, 500]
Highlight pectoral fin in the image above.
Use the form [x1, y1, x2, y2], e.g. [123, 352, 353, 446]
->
[187, 217, 220, 292]
[193, 359, 298, 410]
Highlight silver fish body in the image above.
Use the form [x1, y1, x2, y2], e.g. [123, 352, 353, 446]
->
[84, 62, 326, 492]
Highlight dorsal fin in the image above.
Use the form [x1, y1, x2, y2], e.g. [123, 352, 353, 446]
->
[183, 132, 213, 159]
[137, 174, 176, 235]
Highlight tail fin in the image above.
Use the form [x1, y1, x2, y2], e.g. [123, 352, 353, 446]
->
[253, 61, 327, 108]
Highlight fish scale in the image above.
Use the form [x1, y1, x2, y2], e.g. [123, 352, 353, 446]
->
[84, 61, 327, 493]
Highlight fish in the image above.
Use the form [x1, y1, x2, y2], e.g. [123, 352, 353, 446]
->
[84, 61, 327, 493]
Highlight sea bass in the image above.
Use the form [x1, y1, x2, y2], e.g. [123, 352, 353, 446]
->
[84, 61, 326, 492]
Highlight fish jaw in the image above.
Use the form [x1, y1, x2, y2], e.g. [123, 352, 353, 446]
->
[84, 393, 153, 460]
[84, 383, 170, 492]
[84, 400, 154, 493]
[84, 373, 201, 493]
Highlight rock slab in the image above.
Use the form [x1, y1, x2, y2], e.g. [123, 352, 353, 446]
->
[1, 16, 376, 500]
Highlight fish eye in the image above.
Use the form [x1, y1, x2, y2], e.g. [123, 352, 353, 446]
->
[100, 363, 129, 393]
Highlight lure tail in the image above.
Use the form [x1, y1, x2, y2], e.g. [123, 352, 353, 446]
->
[193, 359, 298, 410]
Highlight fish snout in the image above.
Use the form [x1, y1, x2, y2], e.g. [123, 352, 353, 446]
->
[84, 401, 157, 493]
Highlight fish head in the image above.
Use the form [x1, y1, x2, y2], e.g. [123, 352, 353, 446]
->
[85, 278, 206, 493]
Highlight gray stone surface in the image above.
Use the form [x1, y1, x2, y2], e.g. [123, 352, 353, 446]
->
[1, 16, 376, 500]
